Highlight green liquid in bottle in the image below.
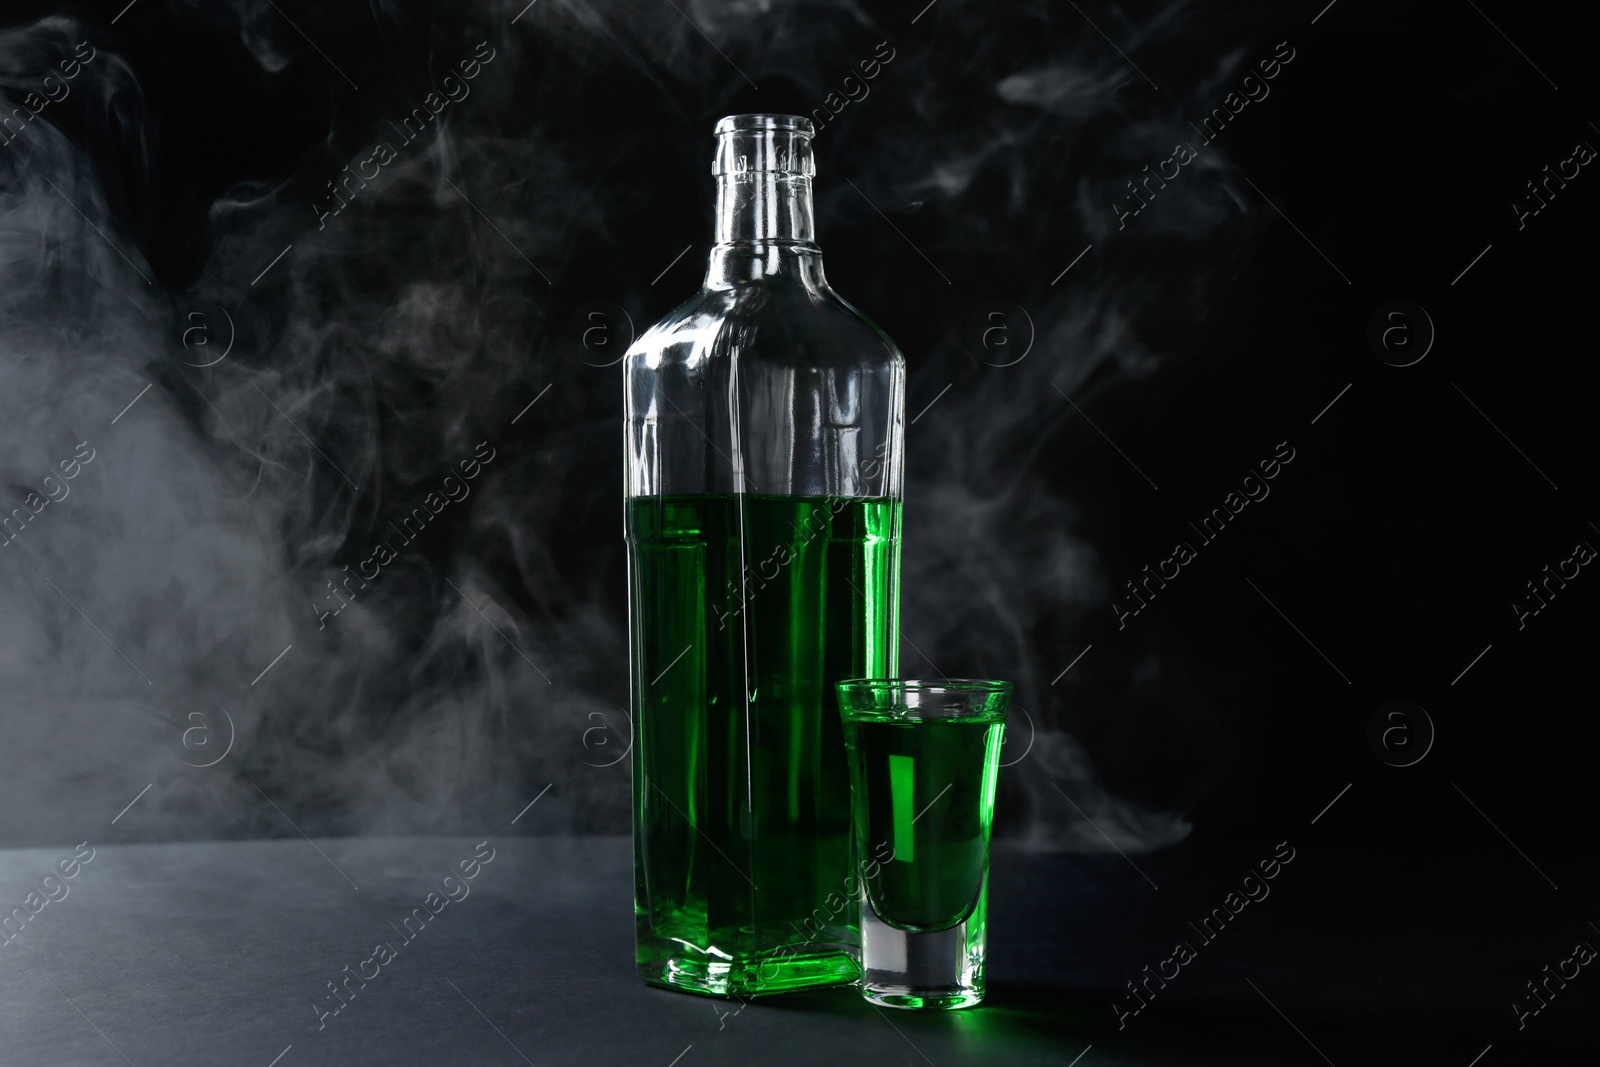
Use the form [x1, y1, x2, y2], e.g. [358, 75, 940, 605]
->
[628, 493, 901, 996]
[843, 719, 1004, 932]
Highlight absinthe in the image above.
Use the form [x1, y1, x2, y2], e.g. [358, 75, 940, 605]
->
[629, 493, 900, 995]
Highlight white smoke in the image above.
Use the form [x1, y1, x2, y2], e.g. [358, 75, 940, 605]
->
[0, 0, 1280, 852]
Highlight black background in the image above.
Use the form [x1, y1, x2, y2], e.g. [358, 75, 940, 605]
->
[3, 0, 1596, 896]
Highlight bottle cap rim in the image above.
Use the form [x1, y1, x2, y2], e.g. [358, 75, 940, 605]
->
[714, 114, 814, 137]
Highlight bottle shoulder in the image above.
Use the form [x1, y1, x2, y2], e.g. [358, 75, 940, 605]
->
[625, 282, 903, 370]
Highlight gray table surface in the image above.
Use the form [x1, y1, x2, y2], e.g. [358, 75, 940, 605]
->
[1, 836, 1588, 1066]
[2, 836, 1087, 1067]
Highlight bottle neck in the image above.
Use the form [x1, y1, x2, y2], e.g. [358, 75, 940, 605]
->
[705, 124, 825, 291]
[714, 172, 815, 244]
[706, 175, 826, 290]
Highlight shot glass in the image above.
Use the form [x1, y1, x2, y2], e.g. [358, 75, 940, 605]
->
[836, 678, 1010, 1010]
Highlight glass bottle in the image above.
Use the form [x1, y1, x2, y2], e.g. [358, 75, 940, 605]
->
[624, 114, 905, 997]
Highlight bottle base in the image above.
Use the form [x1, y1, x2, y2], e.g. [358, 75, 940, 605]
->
[639, 948, 860, 998]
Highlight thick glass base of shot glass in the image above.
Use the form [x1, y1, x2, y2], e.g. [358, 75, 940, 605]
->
[859, 888, 986, 1010]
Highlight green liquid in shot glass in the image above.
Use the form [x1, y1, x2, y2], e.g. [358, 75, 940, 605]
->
[844, 718, 1004, 932]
